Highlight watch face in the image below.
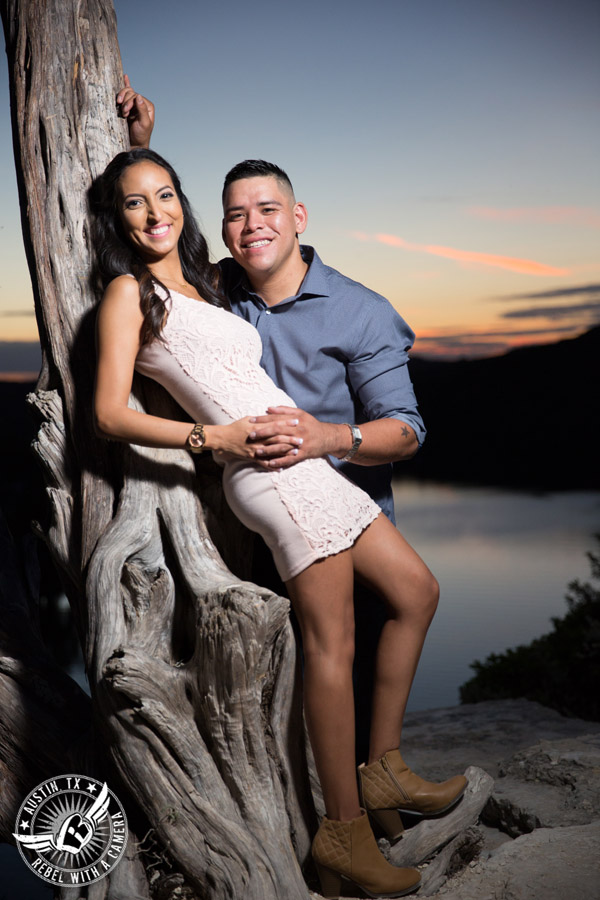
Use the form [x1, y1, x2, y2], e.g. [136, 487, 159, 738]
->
[188, 425, 205, 451]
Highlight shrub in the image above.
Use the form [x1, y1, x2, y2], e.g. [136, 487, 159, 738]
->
[460, 537, 600, 721]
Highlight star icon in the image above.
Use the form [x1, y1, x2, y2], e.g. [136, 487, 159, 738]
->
[86, 783, 98, 794]
[19, 820, 29, 830]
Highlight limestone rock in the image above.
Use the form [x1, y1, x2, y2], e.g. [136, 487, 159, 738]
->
[486, 734, 600, 836]
[400, 699, 600, 781]
[435, 820, 600, 900]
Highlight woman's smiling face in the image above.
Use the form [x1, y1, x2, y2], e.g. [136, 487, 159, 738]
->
[117, 161, 184, 262]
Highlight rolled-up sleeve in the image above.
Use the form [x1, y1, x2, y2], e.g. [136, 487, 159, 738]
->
[346, 303, 426, 446]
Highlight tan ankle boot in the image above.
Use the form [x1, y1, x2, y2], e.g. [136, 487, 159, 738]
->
[312, 809, 420, 898]
[358, 750, 468, 840]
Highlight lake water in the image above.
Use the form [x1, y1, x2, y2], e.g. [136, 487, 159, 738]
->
[2, 482, 598, 895]
[394, 481, 600, 712]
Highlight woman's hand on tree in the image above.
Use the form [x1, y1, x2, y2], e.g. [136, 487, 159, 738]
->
[116, 75, 155, 149]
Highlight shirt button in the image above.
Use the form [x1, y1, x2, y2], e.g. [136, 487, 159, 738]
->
[265, 310, 272, 315]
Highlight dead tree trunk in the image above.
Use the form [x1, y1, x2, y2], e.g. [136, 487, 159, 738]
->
[0, 2, 316, 897]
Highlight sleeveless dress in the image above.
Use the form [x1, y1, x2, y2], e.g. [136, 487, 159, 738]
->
[135, 290, 381, 581]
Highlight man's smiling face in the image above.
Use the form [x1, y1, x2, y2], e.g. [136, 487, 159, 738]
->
[222, 175, 307, 286]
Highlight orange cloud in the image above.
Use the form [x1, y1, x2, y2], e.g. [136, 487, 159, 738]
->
[468, 206, 600, 228]
[351, 231, 568, 276]
[413, 324, 583, 360]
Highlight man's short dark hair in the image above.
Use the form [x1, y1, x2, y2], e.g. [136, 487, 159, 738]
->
[222, 159, 295, 204]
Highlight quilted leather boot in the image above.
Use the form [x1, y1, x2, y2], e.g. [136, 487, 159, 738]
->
[311, 809, 421, 898]
[358, 749, 468, 840]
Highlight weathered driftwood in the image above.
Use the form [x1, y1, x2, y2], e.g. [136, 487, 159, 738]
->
[418, 826, 484, 897]
[0, 1, 316, 897]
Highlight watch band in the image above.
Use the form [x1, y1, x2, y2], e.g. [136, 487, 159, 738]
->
[341, 424, 362, 462]
[187, 423, 206, 454]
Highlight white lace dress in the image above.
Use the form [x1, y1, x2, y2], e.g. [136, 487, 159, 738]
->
[135, 290, 381, 581]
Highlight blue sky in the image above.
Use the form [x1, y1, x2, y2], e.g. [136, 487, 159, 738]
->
[1, 0, 599, 374]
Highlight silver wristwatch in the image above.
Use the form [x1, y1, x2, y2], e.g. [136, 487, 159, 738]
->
[341, 424, 362, 462]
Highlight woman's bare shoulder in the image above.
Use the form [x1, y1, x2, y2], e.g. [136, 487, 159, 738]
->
[99, 275, 142, 313]
[102, 274, 139, 301]
[97, 275, 143, 331]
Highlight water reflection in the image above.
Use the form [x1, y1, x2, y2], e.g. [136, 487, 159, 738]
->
[394, 481, 600, 711]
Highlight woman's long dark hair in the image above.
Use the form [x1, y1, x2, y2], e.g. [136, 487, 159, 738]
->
[90, 148, 226, 345]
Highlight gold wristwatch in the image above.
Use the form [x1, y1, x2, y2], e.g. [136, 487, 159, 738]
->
[187, 423, 207, 454]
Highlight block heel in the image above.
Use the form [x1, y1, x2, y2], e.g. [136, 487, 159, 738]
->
[369, 806, 405, 840]
[314, 862, 343, 898]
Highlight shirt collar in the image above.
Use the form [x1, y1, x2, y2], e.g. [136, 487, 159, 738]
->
[296, 246, 330, 300]
[228, 245, 330, 305]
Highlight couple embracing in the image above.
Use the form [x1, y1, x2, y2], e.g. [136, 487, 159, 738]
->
[91, 82, 467, 899]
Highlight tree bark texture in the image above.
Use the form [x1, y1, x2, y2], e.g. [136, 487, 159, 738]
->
[0, 2, 315, 897]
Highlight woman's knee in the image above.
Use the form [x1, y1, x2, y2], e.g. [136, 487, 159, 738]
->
[389, 563, 439, 624]
[302, 620, 355, 670]
[423, 570, 440, 622]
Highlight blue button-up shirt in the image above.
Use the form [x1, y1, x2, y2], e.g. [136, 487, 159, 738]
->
[220, 246, 425, 522]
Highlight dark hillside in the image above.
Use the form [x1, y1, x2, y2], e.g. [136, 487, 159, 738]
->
[406, 327, 599, 489]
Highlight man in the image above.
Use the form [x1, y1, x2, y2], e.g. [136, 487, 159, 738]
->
[117, 83, 427, 763]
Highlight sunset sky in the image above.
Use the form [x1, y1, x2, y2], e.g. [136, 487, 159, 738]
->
[0, 0, 599, 375]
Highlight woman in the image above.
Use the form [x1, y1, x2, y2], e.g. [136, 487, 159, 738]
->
[93, 148, 466, 899]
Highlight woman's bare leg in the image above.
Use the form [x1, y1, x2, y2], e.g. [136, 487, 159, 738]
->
[287, 514, 438, 815]
[350, 514, 439, 764]
[286, 552, 361, 822]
